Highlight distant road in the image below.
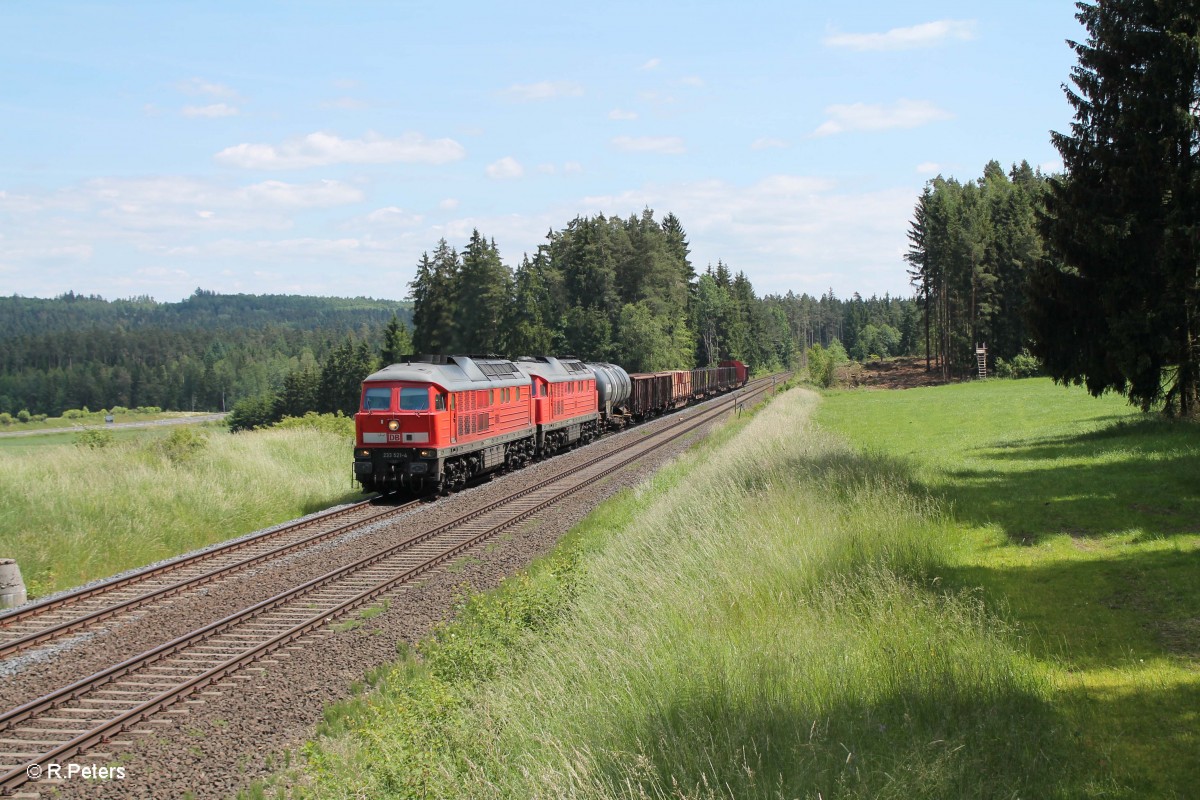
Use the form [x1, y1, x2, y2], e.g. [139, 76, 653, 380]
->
[0, 413, 229, 438]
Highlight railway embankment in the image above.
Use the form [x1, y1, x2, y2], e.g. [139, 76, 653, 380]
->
[261, 384, 1090, 799]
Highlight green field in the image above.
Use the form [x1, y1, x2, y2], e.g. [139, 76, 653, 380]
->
[243, 377, 1200, 800]
[0, 422, 361, 597]
[817, 378, 1200, 796]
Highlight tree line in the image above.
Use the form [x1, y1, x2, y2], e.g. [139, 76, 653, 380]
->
[408, 210, 920, 377]
[0, 292, 410, 417]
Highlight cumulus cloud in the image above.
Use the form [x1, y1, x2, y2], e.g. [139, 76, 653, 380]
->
[439, 198, 460, 211]
[176, 78, 238, 97]
[214, 131, 466, 169]
[486, 156, 525, 179]
[182, 103, 238, 118]
[751, 137, 790, 150]
[609, 108, 638, 120]
[611, 135, 685, 154]
[363, 207, 425, 227]
[813, 99, 952, 136]
[824, 20, 977, 51]
[916, 161, 942, 175]
[500, 81, 584, 102]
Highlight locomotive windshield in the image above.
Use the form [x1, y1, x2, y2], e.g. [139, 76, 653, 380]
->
[399, 387, 430, 411]
[363, 387, 391, 410]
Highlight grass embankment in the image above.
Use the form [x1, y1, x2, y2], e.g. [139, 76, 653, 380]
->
[818, 378, 1200, 797]
[0, 421, 361, 597]
[264, 386, 1084, 799]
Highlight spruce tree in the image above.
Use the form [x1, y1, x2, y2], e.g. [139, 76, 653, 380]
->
[1032, 0, 1200, 415]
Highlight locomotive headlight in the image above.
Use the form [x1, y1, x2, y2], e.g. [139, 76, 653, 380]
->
[387, 419, 400, 431]
[356, 449, 370, 458]
[418, 449, 434, 458]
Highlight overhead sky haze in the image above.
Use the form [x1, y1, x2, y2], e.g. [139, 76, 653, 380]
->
[0, 1, 1083, 303]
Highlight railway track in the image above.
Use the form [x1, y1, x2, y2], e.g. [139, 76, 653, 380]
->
[0, 376, 784, 796]
[0, 498, 423, 658]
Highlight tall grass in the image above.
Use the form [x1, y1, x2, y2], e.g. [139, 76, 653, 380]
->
[285, 389, 1073, 799]
[0, 426, 360, 597]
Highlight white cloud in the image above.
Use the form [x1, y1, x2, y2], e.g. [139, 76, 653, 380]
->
[236, 179, 363, 208]
[751, 137, 790, 150]
[364, 207, 425, 227]
[611, 135, 686, 154]
[439, 198, 460, 211]
[182, 103, 239, 118]
[916, 161, 941, 175]
[639, 58, 661, 70]
[176, 78, 238, 97]
[680, 76, 705, 88]
[537, 163, 558, 175]
[500, 81, 584, 102]
[813, 99, 952, 136]
[824, 20, 977, 51]
[486, 156, 525, 179]
[214, 131, 466, 169]
[609, 108, 638, 121]
[322, 97, 368, 110]
[563, 161, 583, 174]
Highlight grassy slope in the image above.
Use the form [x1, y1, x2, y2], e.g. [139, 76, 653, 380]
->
[0, 425, 361, 597]
[264, 385, 1119, 800]
[817, 378, 1200, 797]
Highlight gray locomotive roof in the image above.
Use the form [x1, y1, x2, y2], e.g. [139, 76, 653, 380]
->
[364, 355, 527, 391]
[515, 355, 592, 383]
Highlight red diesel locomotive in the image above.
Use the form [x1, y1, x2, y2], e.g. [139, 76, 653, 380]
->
[353, 354, 747, 494]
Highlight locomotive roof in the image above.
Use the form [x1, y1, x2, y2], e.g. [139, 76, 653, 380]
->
[364, 355, 527, 391]
[515, 355, 593, 383]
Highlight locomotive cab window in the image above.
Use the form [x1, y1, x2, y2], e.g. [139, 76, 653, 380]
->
[435, 393, 446, 411]
[363, 387, 391, 411]
[399, 387, 430, 411]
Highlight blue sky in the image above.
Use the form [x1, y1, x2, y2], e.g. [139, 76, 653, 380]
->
[0, 1, 1083, 303]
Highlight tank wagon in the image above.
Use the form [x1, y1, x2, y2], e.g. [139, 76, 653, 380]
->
[354, 354, 748, 494]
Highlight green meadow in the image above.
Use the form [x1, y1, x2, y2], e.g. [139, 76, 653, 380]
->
[247, 377, 1200, 800]
[818, 378, 1200, 796]
[0, 422, 361, 597]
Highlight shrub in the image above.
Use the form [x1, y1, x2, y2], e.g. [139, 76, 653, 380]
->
[63, 408, 87, 419]
[75, 428, 115, 448]
[227, 395, 280, 433]
[154, 426, 207, 461]
[0, 412, 13, 426]
[109, 405, 128, 415]
[995, 349, 1042, 379]
[17, 409, 31, 423]
[806, 341, 848, 388]
[273, 411, 354, 437]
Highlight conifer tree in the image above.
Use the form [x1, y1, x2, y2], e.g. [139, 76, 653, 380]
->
[1032, 0, 1200, 415]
